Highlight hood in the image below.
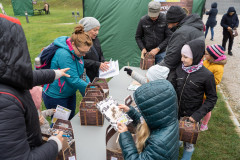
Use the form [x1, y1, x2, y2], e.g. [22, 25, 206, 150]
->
[210, 59, 227, 65]
[227, 7, 236, 15]
[180, 14, 204, 31]
[187, 38, 205, 65]
[133, 80, 178, 131]
[211, 2, 217, 8]
[54, 36, 79, 59]
[0, 15, 33, 90]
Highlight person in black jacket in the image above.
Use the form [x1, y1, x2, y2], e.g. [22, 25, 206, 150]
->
[205, 2, 218, 40]
[173, 39, 217, 160]
[158, 6, 205, 82]
[0, 14, 70, 160]
[135, 1, 172, 64]
[79, 17, 109, 82]
[221, 7, 239, 56]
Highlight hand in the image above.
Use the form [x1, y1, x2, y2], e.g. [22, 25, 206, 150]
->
[189, 117, 196, 123]
[118, 104, 130, 112]
[60, 68, 70, 77]
[100, 62, 109, 72]
[39, 115, 44, 126]
[149, 47, 160, 56]
[124, 68, 132, 76]
[117, 122, 128, 133]
[54, 130, 64, 144]
[141, 48, 147, 58]
[227, 27, 232, 31]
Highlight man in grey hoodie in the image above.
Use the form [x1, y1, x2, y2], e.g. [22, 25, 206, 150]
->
[158, 6, 204, 82]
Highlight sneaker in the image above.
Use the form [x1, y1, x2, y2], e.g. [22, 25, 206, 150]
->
[210, 38, 213, 41]
[228, 51, 233, 56]
[200, 124, 208, 131]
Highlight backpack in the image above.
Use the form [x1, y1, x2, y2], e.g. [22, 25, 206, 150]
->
[35, 43, 59, 70]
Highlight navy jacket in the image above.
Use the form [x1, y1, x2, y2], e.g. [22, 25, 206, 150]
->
[119, 80, 179, 160]
[206, 2, 218, 27]
[221, 7, 239, 32]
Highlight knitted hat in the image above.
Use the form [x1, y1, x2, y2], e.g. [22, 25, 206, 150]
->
[206, 45, 226, 61]
[79, 17, 100, 32]
[181, 44, 193, 59]
[146, 65, 170, 81]
[166, 6, 187, 23]
[148, 1, 161, 17]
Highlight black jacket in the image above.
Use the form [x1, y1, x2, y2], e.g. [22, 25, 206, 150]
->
[135, 13, 172, 53]
[221, 7, 239, 32]
[159, 14, 204, 70]
[83, 37, 105, 82]
[0, 15, 58, 160]
[174, 39, 217, 122]
[206, 2, 218, 27]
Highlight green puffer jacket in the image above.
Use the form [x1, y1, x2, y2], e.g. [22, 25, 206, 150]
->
[119, 80, 179, 160]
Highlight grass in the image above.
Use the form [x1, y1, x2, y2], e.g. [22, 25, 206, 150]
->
[1, 1, 240, 159]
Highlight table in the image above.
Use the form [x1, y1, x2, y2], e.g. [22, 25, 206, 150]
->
[71, 66, 147, 160]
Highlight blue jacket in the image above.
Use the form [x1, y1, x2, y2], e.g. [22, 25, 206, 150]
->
[206, 2, 218, 27]
[119, 80, 179, 160]
[43, 36, 90, 98]
[221, 7, 239, 32]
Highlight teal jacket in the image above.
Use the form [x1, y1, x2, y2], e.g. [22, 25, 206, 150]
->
[119, 80, 179, 160]
[43, 36, 90, 98]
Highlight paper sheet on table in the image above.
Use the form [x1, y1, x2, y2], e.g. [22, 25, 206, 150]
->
[52, 105, 71, 123]
[99, 59, 119, 78]
[127, 80, 141, 91]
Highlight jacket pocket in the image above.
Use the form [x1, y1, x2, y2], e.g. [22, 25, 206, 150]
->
[189, 80, 199, 88]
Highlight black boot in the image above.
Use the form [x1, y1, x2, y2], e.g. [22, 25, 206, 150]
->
[228, 51, 233, 56]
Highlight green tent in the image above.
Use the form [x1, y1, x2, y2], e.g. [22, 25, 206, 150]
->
[83, 0, 205, 68]
[192, 0, 206, 18]
[11, 0, 34, 16]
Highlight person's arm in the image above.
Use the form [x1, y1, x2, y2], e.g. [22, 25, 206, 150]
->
[131, 71, 148, 84]
[191, 74, 217, 122]
[221, 15, 229, 29]
[0, 97, 60, 160]
[57, 50, 89, 96]
[234, 15, 239, 28]
[41, 109, 55, 118]
[158, 26, 172, 52]
[135, 19, 145, 51]
[213, 66, 224, 85]
[32, 69, 55, 87]
[84, 58, 101, 69]
[205, 9, 212, 15]
[159, 32, 186, 69]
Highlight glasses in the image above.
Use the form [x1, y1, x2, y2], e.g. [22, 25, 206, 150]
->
[75, 45, 87, 55]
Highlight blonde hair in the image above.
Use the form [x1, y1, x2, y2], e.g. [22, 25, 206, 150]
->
[71, 24, 92, 47]
[136, 120, 150, 153]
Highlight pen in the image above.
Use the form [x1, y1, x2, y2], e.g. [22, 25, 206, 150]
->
[54, 134, 70, 137]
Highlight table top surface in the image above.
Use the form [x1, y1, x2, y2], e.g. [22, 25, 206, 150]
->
[71, 66, 146, 160]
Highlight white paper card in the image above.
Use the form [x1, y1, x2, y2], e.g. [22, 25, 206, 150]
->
[52, 105, 71, 123]
[99, 59, 119, 78]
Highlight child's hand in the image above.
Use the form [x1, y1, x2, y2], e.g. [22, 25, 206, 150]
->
[60, 68, 70, 77]
[39, 115, 44, 126]
[54, 130, 64, 144]
[117, 122, 128, 133]
[189, 117, 196, 123]
[118, 104, 130, 112]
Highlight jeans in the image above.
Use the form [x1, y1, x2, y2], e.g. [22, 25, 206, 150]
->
[155, 51, 166, 64]
[42, 92, 76, 120]
[205, 25, 214, 40]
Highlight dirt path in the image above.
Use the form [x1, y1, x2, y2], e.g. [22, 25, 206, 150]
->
[203, 14, 240, 127]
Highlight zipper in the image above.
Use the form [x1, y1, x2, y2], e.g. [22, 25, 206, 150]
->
[178, 73, 190, 108]
[190, 80, 199, 87]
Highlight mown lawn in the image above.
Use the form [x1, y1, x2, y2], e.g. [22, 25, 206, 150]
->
[1, 1, 240, 159]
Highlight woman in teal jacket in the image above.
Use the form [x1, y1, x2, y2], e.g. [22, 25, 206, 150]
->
[43, 25, 92, 119]
[118, 80, 179, 160]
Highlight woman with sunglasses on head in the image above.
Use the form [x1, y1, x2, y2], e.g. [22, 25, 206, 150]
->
[42, 24, 92, 120]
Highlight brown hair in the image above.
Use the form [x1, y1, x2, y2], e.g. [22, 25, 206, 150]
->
[71, 24, 92, 47]
[136, 120, 150, 153]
